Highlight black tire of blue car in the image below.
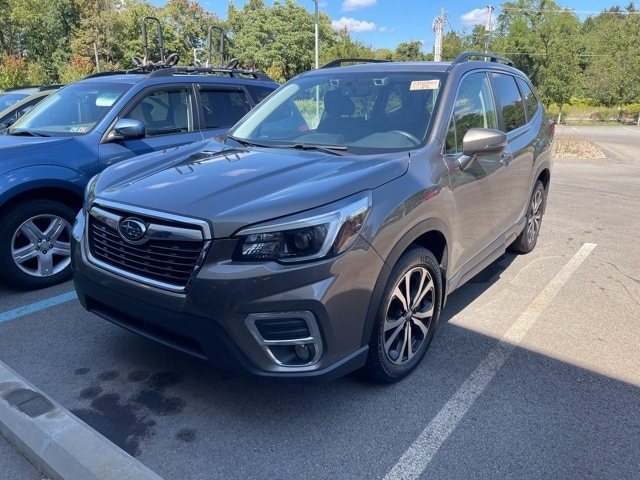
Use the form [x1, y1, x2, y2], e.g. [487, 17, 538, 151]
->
[508, 180, 546, 254]
[0, 199, 75, 289]
[365, 245, 443, 383]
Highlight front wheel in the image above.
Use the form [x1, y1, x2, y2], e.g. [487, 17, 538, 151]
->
[0, 199, 76, 289]
[509, 180, 546, 254]
[364, 246, 442, 383]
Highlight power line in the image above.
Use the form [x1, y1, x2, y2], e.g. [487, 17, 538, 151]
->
[500, 7, 640, 15]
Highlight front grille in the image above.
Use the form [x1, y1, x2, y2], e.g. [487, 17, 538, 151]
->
[87, 204, 209, 291]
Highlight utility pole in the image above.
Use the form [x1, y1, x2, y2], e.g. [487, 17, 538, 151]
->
[432, 8, 447, 62]
[484, 5, 494, 54]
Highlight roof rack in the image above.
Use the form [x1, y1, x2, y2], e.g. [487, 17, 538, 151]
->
[169, 66, 273, 81]
[451, 51, 515, 67]
[194, 25, 227, 68]
[321, 58, 391, 69]
[82, 17, 274, 82]
[82, 66, 274, 81]
[130, 16, 180, 71]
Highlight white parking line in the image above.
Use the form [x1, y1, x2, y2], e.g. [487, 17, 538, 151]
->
[0, 291, 77, 324]
[383, 243, 597, 480]
[623, 127, 640, 133]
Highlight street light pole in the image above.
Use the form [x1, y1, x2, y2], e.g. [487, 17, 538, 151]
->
[312, 0, 320, 124]
[312, 0, 319, 69]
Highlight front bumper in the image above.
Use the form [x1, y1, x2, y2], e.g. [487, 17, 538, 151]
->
[72, 213, 383, 383]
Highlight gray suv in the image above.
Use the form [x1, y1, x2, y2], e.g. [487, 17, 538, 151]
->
[72, 52, 553, 383]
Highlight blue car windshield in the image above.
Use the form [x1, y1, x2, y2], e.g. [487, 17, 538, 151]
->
[0, 90, 35, 110]
[9, 83, 130, 136]
[229, 70, 445, 153]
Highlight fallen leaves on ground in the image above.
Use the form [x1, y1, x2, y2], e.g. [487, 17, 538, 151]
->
[553, 137, 607, 159]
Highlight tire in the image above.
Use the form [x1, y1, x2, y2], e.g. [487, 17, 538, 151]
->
[364, 245, 442, 383]
[509, 180, 546, 254]
[0, 199, 76, 289]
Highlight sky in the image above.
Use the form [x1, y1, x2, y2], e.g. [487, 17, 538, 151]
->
[154, 1, 632, 52]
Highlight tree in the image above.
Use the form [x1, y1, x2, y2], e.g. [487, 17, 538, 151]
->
[322, 27, 374, 65]
[0, 54, 28, 88]
[493, 0, 581, 108]
[226, 0, 336, 81]
[393, 41, 427, 61]
[580, 6, 640, 107]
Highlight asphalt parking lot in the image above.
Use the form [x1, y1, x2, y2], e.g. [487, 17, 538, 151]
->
[1, 126, 639, 479]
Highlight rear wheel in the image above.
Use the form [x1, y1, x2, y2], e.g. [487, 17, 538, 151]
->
[509, 180, 545, 254]
[365, 246, 442, 383]
[0, 199, 75, 289]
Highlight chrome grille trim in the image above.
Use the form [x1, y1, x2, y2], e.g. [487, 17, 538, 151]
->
[85, 201, 212, 293]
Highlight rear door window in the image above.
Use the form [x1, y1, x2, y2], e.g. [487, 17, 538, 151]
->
[491, 73, 527, 132]
[199, 87, 252, 129]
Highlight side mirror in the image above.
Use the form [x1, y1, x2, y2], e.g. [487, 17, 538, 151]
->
[107, 118, 146, 141]
[459, 128, 506, 170]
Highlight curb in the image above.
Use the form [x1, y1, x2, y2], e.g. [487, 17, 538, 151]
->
[0, 360, 163, 480]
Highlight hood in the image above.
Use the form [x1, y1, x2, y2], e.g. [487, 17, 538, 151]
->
[0, 135, 73, 162]
[95, 139, 409, 238]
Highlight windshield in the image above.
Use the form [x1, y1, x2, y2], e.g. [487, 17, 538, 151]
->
[0, 91, 34, 110]
[9, 82, 130, 136]
[229, 70, 444, 153]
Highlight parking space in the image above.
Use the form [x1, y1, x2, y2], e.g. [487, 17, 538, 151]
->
[1, 128, 639, 479]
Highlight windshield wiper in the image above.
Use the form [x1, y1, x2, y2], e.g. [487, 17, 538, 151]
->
[290, 143, 348, 155]
[10, 130, 50, 137]
[227, 136, 348, 155]
[226, 135, 264, 148]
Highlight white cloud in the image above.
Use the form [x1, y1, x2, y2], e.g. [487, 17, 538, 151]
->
[461, 8, 490, 27]
[332, 17, 377, 33]
[342, 0, 376, 12]
[378, 26, 395, 33]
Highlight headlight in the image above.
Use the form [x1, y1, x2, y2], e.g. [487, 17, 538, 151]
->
[234, 193, 372, 263]
[84, 174, 100, 211]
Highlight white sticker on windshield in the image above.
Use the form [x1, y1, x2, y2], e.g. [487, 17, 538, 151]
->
[410, 80, 440, 90]
[96, 93, 120, 107]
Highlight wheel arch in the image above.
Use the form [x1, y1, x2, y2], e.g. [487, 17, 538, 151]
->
[361, 218, 450, 347]
[537, 167, 551, 203]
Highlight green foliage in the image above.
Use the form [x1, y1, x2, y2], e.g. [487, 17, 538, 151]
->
[58, 54, 95, 83]
[321, 27, 374, 65]
[0, 0, 637, 111]
[394, 41, 427, 61]
[0, 54, 29, 88]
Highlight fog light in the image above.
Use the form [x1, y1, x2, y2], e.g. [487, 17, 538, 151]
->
[295, 344, 311, 362]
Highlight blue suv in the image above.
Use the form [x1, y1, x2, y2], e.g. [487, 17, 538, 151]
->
[0, 66, 278, 289]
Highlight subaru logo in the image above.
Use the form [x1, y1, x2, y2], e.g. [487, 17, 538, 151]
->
[118, 218, 147, 243]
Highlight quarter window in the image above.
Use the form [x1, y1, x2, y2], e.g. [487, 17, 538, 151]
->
[517, 77, 539, 121]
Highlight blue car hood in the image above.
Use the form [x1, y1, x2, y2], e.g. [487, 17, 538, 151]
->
[0, 135, 73, 162]
[94, 139, 409, 238]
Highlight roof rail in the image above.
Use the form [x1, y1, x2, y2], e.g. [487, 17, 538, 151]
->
[452, 51, 515, 67]
[2, 86, 35, 92]
[36, 84, 64, 92]
[321, 58, 391, 69]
